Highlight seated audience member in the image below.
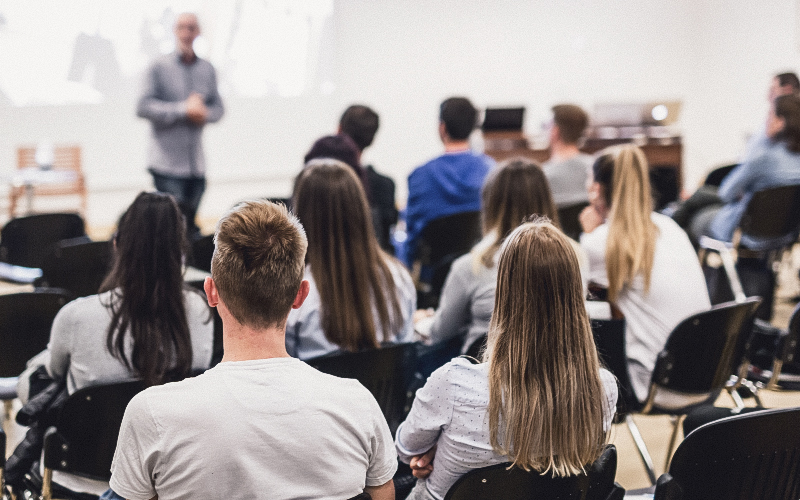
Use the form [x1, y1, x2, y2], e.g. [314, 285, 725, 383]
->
[404, 96, 494, 265]
[420, 159, 588, 354]
[741, 72, 800, 164]
[17, 192, 214, 496]
[396, 220, 617, 500]
[109, 201, 397, 499]
[287, 159, 416, 360]
[339, 104, 399, 253]
[543, 104, 593, 206]
[580, 145, 710, 402]
[304, 133, 368, 193]
[673, 93, 800, 248]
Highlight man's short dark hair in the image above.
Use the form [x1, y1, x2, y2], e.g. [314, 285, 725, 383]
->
[439, 97, 477, 141]
[552, 104, 589, 144]
[304, 134, 361, 172]
[339, 105, 379, 151]
[777, 72, 800, 92]
[211, 201, 307, 329]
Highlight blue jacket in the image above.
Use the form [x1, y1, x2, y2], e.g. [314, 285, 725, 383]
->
[404, 151, 493, 265]
[710, 141, 800, 248]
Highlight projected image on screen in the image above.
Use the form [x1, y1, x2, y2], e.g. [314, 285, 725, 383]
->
[0, 0, 334, 107]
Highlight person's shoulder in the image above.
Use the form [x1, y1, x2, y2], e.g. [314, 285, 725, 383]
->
[651, 211, 687, 235]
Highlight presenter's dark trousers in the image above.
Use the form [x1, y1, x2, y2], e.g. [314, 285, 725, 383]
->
[151, 171, 206, 240]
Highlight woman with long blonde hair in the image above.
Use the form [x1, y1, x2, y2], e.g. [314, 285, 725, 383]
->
[421, 158, 589, 355]
[396, 220, 617, 500]
[579, 145, 709, 401]
[286, 159, 416, 360]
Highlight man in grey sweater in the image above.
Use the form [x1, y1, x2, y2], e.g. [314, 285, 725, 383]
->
[542, 104, 592, 207]
[137, 12, 224, 238]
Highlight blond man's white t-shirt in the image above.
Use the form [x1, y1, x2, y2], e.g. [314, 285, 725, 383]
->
[109, 357, 397, 500]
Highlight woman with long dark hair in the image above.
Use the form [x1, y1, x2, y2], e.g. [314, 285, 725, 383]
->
[21, 192, 213, 496]
[46, 191, 214, 392]
[286, 159, 415, 360]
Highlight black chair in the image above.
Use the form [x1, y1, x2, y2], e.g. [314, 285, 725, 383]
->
[590, 318, 636, 418]
[0, 213, 86, 269]
[557, 202, 589, 241]
[306, 343, 415, 434]
[415, 211, 481, 309]
[464, 334, 487, 360]
[1, 427, 6, 497]
[35, 239, 111, 297]
[748, 301, 800, 391]
[625, 298, 762, 484]
[41, 381, 147, 500]
[0, 290, 72, 417]
[703, 163, 738, 188]
[443, 444, 624, 500]
[189, 234, 215, 273]
[653, 407, 800, 500]
[700, 184, 800, 320]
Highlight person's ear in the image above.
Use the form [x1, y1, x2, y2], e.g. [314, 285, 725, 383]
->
[204, 276, 219, 307]
[292, 280, 310, 309]
[438, 122, 448, 142]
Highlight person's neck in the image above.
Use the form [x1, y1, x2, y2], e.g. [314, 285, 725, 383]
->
[220, 322, 290, 362]
[178, 46, 196, 63]
[444, 140, 470, 153]
[549, 142, 581, 162]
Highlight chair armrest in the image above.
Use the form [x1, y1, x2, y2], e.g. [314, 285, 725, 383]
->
[699, 235, 733, 252]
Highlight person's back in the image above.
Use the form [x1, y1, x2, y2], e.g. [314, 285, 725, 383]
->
[404, 97, 493, 265]
[109, 200, 396, 500]
[288, 159, 415, 360]
[580, 147, 710, 401]
[542, 104, 592, 207]
[397, 221, 617, 500]
[113, 358, 393, 499]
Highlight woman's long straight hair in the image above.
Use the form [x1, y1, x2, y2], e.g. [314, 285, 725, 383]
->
[293, 159, 403, 351]
[100, 192, 193, 386]
[594, 145, 658, 303]
[485, 220, 608, 476]
[478, 159, 559, 268]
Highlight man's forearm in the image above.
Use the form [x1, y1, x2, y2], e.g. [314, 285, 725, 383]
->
[364, 479, 394, 500]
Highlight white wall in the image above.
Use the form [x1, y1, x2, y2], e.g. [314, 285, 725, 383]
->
[1, 0, 799, 226]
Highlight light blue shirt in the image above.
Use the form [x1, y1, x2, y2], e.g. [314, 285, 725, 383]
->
[710, 141, 800, 247]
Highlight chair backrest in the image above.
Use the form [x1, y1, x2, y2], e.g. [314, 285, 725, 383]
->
[43, 380, 147, 480]
[557, 202, 590, 241]
[0, 213, 86, 268]
[591, 318, 638, 413]
[444, 444, 624, 500]
[738, 184, 800, 242]
[190, 234, 215, 273]
[0, 290, 72, 377]
[306, 343, 415, 433]
[703, 163, 738, 188]
[651, 298, 761, 395]
[1, 427, 6, 487]
[17, 146, 81, 173]
[37, 239, 112, 298]
[418, 211, 482, 265]
[656, 407, 800, 500]
[417, 211, 482, 305]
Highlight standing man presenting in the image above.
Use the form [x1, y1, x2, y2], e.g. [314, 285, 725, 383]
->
[137, 12, 224, 239]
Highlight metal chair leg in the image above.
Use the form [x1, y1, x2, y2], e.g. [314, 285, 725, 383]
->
[664, 415, 685, 471]
[626, 414, 657, 485]
[41, 468, 53, 500]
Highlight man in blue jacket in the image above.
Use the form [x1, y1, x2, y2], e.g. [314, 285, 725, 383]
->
[404, 97, 494, 265]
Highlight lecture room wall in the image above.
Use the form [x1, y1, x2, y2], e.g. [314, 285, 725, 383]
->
[0, 0, 798, 209]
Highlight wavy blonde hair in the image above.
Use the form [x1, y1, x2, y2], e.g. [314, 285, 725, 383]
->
[485, 219, 608, 476]
[594, 145, 658, 303]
